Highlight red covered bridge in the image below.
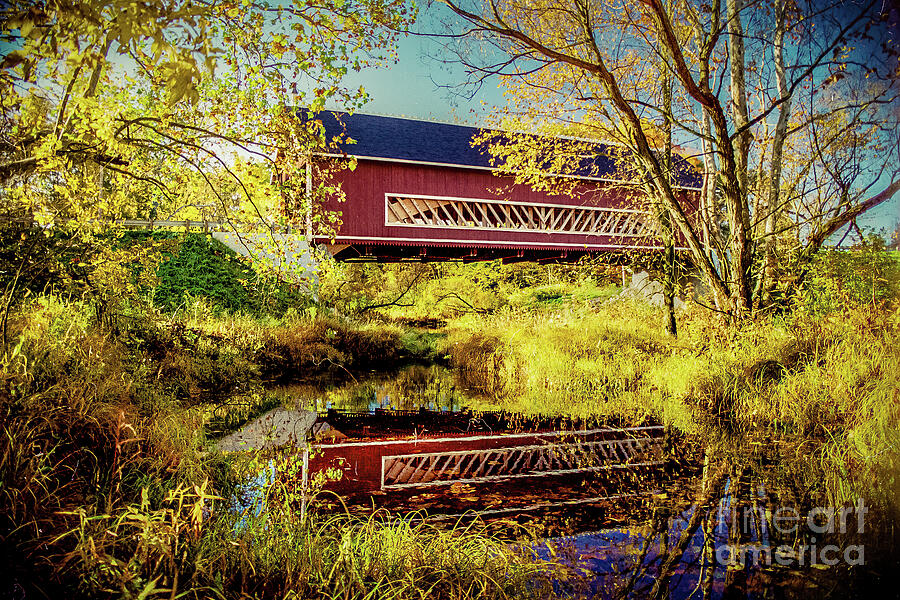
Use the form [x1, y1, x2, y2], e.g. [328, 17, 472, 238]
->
[307, 112, 700, 263]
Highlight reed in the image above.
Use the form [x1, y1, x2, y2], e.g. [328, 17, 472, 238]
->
[221, 508, 573, 599]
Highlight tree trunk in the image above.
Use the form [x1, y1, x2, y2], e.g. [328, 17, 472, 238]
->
[662, 58, 678, 337]
[650, 0, 752, 316]
[727, 0, 751, 200]
[761, 0, 793, 307]
[699, 115, 729, 312]
[724, 0, 753, 316]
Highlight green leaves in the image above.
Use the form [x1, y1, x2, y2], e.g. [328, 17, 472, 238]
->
[154, 234, 254, 312]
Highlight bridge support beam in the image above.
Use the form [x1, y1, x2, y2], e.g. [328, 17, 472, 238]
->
[538, 252, 569, 264]
[322, 243, 646, 263]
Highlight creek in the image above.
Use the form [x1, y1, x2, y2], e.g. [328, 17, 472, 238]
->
[236, 364, 898, 599]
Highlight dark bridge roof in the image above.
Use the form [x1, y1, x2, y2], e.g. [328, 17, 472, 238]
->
[307, 110, 701, 188]
[313, 111, 496, 169]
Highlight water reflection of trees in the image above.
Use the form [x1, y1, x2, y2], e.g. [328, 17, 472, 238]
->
[277, 366, 469, 413]
[582, 440, 884, 600]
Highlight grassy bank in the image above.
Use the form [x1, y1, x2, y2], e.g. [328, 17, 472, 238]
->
[2, 231, 899, 597]
[443, 300, 900, 512]
[0, 294, 564, 598]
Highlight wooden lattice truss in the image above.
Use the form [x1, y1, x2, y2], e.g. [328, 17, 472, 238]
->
[385, 194, 655, 238]
[380, 432, 664, 489]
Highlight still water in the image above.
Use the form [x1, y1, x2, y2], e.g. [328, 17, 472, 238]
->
[254, 365, 898, 599]
[537, 484, 886, 599]
[269, 364, 481, 414]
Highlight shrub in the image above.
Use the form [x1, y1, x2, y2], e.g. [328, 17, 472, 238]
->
[803, 241, 900, 314]
[154, 233, 256, 312]
[151, 233, 312, 316]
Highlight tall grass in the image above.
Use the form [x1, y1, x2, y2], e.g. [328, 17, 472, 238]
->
[443, 298, 900, 512]
[50, 483, 566, 599]
[219, 509, 571, 599]
[0, 296, 214, 596]
[444, 299, 671, 419]
[1, 294, 562, 598]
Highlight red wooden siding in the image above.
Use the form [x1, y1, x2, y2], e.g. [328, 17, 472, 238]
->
[314, 159, 698, 258]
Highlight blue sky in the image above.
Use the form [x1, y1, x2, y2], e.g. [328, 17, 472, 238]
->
[331, 32, 507, 126]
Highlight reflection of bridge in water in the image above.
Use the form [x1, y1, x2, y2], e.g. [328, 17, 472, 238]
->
[303, 409, 683, 537]
[308, 409, 666, 503]
[380, 432, 663, 490]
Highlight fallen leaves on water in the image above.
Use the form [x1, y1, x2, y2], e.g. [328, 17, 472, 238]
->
[408, 492, 442, 503]
[448, 482, 476, 495]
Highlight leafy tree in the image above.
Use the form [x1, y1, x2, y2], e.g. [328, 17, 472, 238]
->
[0, 0, 411, 238]
[431, 0, 900, 318]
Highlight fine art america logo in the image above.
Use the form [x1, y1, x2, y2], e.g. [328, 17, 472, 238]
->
[716, 499, 867, 567]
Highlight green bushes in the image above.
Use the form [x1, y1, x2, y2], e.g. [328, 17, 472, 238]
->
[148, 232, 311, 315]
[152, 232, 252, 311]
[0, 226, 92, 310]
[802, 242, 900, 314]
